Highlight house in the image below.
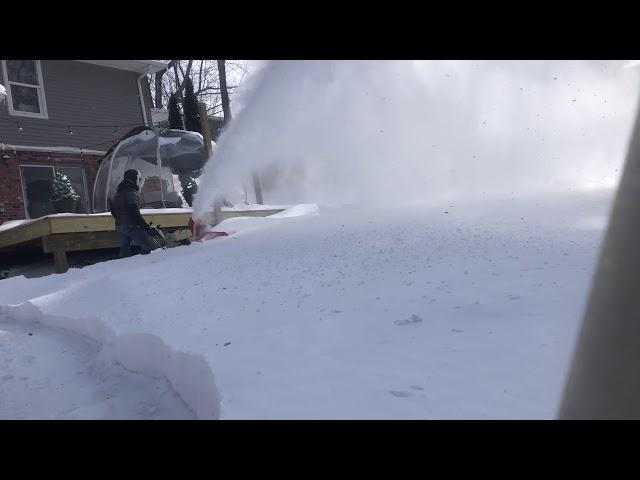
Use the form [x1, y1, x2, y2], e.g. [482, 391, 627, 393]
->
[0, 60, 167, 223]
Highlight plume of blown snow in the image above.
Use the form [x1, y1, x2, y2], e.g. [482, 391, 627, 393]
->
[193, 60, 640, 221]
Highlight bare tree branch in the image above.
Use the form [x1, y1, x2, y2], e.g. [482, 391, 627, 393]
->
[148, 60, 248, 117]
[172, 60, 181, 93]
[195, 85, 239, 95]
[184, 60, 193, 84]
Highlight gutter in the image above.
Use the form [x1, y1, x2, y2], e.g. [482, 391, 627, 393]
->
[2, 143, 106, 156]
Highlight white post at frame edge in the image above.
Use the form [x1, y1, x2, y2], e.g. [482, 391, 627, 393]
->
[558, 69, 640, 419]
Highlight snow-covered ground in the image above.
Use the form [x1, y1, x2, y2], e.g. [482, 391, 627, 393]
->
[0, 315, 193, 419]
[0, 190, 613, 419]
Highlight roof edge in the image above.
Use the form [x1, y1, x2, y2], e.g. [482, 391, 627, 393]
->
[77, 60, 168, 74]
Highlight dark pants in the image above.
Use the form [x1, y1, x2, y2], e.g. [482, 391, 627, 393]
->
[116, 224, 153, 258]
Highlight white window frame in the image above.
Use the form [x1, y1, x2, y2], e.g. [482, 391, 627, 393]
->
[1, 60, 48, 119]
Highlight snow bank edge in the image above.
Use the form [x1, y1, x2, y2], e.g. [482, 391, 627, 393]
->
[0, 303, 220, 420]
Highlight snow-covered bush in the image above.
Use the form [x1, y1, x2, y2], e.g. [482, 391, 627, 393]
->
[51, 171, 80, 202]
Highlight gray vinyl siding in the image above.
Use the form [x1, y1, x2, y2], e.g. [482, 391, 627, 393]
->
[0, 60, 145, 151]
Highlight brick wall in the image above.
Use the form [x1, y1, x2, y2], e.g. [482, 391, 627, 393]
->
[0, 149, 101, 223]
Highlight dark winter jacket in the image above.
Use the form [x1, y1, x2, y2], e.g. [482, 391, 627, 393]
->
[109, 179, 150, 230]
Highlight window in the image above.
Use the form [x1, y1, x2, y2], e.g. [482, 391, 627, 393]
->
[57, 166, 90, 215]
[19, 165, 90, 219]
[1, 60, 48, 119]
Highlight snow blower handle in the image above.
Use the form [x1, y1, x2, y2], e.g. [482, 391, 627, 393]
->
[146, 224, 168, 250]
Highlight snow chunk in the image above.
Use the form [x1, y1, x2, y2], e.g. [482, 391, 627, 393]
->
[393, 314, 423, 326]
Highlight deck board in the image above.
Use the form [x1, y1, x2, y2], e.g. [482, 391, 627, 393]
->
[1, 209, 285, 252]
[0, 218, 51, 249]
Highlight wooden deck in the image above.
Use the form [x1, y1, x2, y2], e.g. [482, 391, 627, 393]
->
[0, 208, 285, 274]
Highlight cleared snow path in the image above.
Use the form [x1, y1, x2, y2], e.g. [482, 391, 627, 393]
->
[0, 315, 194, 419]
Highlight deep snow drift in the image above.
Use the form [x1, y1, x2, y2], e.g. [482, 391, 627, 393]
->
[0, 190, 613, 419]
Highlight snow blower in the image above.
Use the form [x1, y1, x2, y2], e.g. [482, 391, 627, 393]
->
[188, 217, 229, 242]
[146, 223, 179, 250]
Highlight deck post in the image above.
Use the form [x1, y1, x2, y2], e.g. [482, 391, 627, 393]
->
[52, 251, 68, 274]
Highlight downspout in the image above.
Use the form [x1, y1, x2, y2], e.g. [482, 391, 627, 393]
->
[137, 70, 150, 126]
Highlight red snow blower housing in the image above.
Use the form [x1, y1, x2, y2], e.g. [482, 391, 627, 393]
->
[188, 217, 229, 241]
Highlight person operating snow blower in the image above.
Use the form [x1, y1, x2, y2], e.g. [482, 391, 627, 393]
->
[109, 169, 155, 258]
